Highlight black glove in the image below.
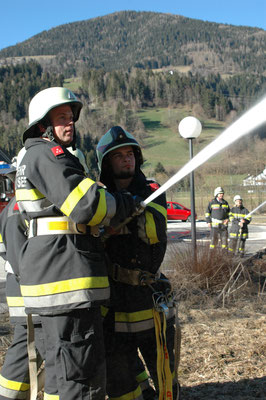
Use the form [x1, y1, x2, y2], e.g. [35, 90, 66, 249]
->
[110, 191, 135, 227]
[109, 192, 145, 228]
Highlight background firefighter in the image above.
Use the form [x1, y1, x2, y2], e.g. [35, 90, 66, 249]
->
[205, 187, 230, 250]
[15, 87, 140, 400]
[228, 195, 251, 255]
[96, 126, 179, 400]
[0, 155, 45, 400]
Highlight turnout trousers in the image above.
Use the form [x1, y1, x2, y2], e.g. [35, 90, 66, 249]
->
[105, 316, 177, 400]
[0, 324, 45, 400]
[228, 238, 246, 254]
[40, 307, 106, 400]
[210, 226, 228, 249]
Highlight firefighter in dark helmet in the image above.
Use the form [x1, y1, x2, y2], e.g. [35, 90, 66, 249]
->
[228, 195, 251, 255]
[15, 88, 141, 400]
[206, 187, 230, 250]
[97, 126, 180, 400]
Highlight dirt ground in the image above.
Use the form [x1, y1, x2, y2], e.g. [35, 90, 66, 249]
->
[173, 250, 266, 399]
[178, 302, 265, 399]
[0, 254, 265, 400]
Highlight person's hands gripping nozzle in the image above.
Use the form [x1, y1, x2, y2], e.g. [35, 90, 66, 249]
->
[132, 195, 146, 216]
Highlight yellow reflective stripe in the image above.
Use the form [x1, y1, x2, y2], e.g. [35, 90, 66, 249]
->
[110, 385, 141, 400]
[136, 369, 149, 383]
[88, 189, 107, 226]
[16, 188, 45, 201]
[145, 210, 158, 244]
[0, 375, 29, 392]
[143, 202, 167, 244]
[48, 221, 68, 230]
[44, 393, 60, 400]
[148, 202, 167, 219]
[0, 234, 2, 243]
[21, 276, 109, 297]
[101, 305, 109, 318]
[6, 296, 25, 307]
[60, 178, 95, 216]
[231, 213, 247, 218]
[115, 309, 153, 323]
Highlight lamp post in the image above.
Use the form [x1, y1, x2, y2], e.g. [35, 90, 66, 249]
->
[178, 116, 202, 260]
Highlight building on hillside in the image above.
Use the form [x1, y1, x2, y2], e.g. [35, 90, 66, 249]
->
[243, 168, 266, 187]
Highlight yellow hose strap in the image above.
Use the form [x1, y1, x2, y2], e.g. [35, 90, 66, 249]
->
[174, 307, 182, 400]
[27, 314, 38, 400]
[153, 309, 173, 400]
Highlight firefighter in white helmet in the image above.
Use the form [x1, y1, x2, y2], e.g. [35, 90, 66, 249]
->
[0, 153, 45, 400]
[96, 126, 180, 400]
[15, 87, 141, 399]
[228, 195, 251, 255]
[205, 187, 230, 249]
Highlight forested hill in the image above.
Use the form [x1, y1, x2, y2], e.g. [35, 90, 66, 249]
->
[0, 11, 265, 76]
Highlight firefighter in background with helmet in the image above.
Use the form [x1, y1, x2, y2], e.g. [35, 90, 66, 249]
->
[205, 187, 230, 250]
[96, 126, 179, 400]
[15, 87, 140, 399]
[228, 195, 251, 255]
[0, 152, 45, 400]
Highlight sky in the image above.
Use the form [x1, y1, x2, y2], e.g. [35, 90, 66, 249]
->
[0, 0, 265, 51]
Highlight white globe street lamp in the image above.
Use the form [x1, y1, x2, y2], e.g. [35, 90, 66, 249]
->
[178, 116, 202, 139]
[178, 117, 202, 261]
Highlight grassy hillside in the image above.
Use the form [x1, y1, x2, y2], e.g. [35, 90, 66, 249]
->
[135, 107, 265, 216]
[138, 107, 226, 173]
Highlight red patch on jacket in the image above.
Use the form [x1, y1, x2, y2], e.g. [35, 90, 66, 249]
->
[51, 146, 64, 157]
[13, 203, 19, 211]
[149, 183, 159, 192]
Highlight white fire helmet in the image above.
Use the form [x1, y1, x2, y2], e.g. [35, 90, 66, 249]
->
[67, 147, 89, 174]
[214, 187, 224, 197]
[23, 87, 83, 144]
[234, 195, 242, 202]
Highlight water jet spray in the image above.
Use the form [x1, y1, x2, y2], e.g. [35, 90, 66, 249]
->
[246, 200, 266, 219]
[143, 96, 266, 205]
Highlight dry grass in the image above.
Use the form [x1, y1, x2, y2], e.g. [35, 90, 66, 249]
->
[0, 245, 265, 399]
[165, 243, 266, 399]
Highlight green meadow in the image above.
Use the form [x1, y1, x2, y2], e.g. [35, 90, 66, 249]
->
[137, 107, 226, 173]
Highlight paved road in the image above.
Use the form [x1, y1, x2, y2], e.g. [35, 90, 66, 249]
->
[164, 220, 266, 266]
[167, 220, 266, 252]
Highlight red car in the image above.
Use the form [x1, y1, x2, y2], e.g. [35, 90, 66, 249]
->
[166, 201, 196, 222]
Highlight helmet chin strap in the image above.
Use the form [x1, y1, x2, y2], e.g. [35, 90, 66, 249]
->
[41, 124, 77, 147]
[42, 126, 54, 142]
